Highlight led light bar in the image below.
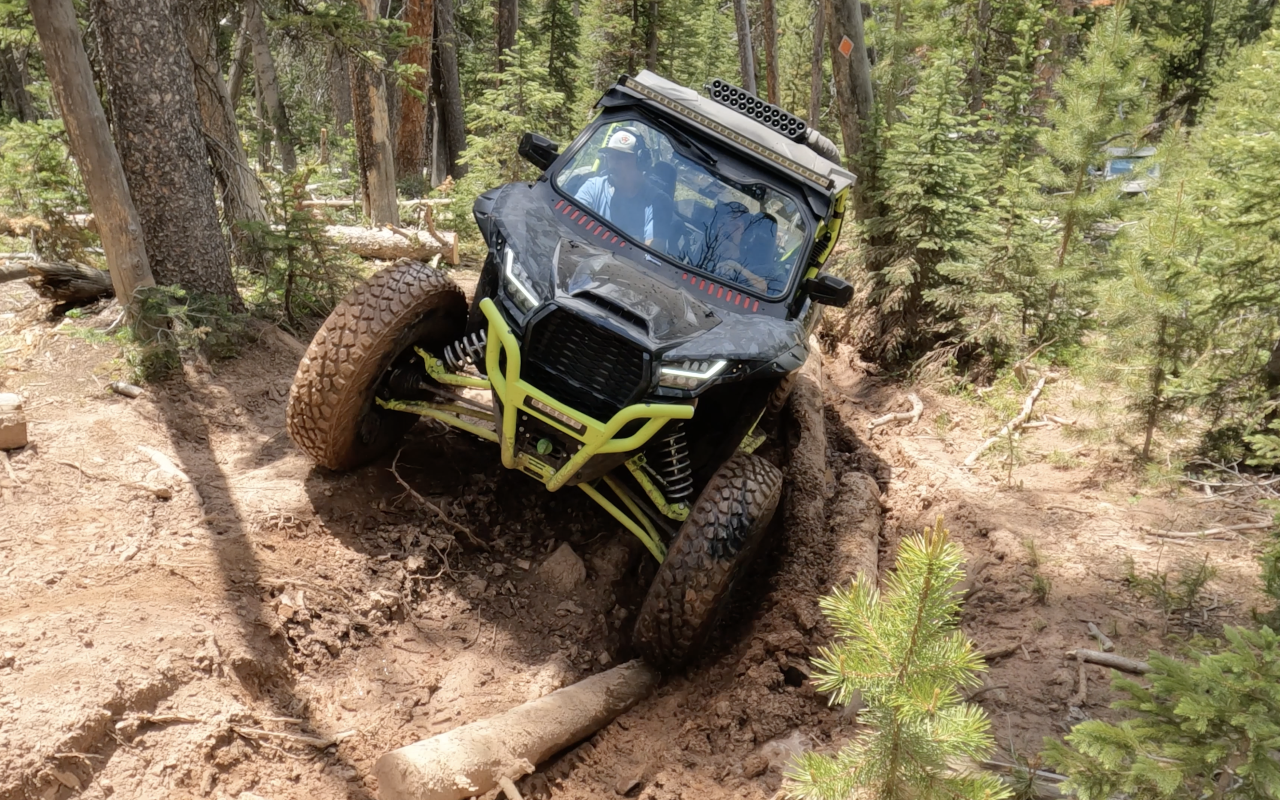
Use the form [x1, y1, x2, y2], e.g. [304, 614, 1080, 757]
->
[620, 77, 835, 190]
[706, 78, 808, 142]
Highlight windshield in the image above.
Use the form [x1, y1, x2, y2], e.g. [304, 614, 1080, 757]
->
[554, 118, 809, 298]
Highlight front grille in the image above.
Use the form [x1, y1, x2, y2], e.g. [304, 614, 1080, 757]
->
[523, 309, 648, 422]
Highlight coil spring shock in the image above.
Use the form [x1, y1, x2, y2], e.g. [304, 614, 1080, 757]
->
[648, 421, 694, 501]
[441, 331, 487, 372]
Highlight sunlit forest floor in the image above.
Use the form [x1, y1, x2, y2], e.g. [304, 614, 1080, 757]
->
[0, 271, 1268, 800]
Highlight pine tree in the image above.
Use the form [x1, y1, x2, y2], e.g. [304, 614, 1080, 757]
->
[857, 54, 989, 364]
[1044, 625, 1280, 800]
[785, 519, 1009, 800]
[1089, 137, 1213, 461]
[537, 0, 580, 129]
[1032, 2, 1148, 345]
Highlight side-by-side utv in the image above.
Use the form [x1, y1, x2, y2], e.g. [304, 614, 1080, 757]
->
[286, 71, 855, 669]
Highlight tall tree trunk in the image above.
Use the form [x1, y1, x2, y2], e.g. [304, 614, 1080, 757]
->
[226, 11, 251, 106]
[394, 0, 435, 185]
[645, 0, 659, 71]
[732, 0, 757, 95]
[351, 0, 399, 224]
[825, 0, 874, 199]
[90, 0, 239, 304]
[328, 45, 353, 133]
[28, 0, 155, 317]
[244, 0, 296, 173]
[0, 46, 39, 122]
[808, 0, 825, 126]
[433, 0, 467, 179]
[496, 0, 518, 70]
[762, 0, 779, 104]
[183, 1, 268, 273]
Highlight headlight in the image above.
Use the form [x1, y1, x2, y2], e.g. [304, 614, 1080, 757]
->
[659, 360, 728, 389]
[502, 247, 540, 312]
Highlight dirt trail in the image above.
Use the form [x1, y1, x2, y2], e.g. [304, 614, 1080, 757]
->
[0, 275, 1267, 800]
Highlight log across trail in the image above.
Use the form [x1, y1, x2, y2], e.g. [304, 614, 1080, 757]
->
[375, 659, 660, 800]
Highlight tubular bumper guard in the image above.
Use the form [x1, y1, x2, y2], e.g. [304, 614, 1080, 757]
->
[379, 298, 693, 561]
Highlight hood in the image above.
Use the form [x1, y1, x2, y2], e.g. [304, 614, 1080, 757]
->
[492, 182, 810, 369]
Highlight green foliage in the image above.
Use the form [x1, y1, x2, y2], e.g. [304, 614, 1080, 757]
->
[1044, 625, 1280, 800]
[454, 34, 566, 239]
[238, 167, 361, 331]
[785, 518, 1009, 800]
[1124, 553, 1217, 617]
[0, 119, 91, 257]
[127, 286, 248, 382]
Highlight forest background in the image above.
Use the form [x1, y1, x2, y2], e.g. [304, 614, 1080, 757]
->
[1, 0, 1278, 476]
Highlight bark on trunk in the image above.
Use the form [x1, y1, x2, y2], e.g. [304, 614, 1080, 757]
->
[328, 45, 353, 133]
[825, 0, 874, 197]
[183, 2, 268, 273]
[375, 660, 659, 800]
[28, 0, 155, 314]
[350, 0, 398, 225]
[496, 0, 518, 70]
[245, 0, 297, 173]
[645, 0, 659, 71]
[732, 0, 757, 96]
[0, 46, 39, 122]
[433, 0, 468, 180]
[90, 0, 239, 305]
[327, 225, 457, 264]
[226, 11, 251, 106]
[762, 0, 779, 104]
[394, 0, 435, 183]
[808, 0, 825, 126]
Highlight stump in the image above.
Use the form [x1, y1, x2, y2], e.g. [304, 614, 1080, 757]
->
[0, 394, 28, 450]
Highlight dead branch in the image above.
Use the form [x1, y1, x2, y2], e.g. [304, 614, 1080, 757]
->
[1, 450, 21, 486]
[1141, 521, 1273, 539]
[867, 392, 924, 434]
[1068, 652, 1088, 706]
[1087, 621, 1115, 652]
[232, 725, 333, 748]
[391, 447, 488, 550]
[981, 641, 1023, 662]
[1067, 648, 1150, 674]
[325, 224, 458, 264]
[24, 259, 113, 304]
[137, 445, 204, 507]
[963, 375, 1052, 468]
[108, 381, 143, 399]
[498, 776, 525, 800]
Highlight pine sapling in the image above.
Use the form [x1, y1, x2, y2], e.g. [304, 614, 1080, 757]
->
[1044, 625, 1280, 800]
[785, 518, 1010, 800]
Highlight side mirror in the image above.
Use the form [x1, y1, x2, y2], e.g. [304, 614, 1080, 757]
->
[804, 273, 853, 307]
[519, 132, 560, 172]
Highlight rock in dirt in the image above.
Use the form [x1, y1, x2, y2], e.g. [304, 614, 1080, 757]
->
[987, 529, 1022, 563]
[539, 543, 586, 595]
[0, 393, 27, 450]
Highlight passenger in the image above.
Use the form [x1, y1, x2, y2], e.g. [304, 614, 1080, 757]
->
[574, 129, 667, 247]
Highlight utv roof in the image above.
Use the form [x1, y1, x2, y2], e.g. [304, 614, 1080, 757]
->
[612, 70, 856, 196]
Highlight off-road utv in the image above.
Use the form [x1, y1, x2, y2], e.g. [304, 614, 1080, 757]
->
[286, 71, 855, 669]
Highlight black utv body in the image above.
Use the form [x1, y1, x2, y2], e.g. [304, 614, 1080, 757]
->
[287, 71, 855, 669]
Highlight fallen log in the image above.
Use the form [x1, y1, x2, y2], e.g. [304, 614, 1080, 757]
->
[1066, 648, 1150, 674]
[302, 197, 453, 208]
[867, 392, 923, 434]
[326, 224, 458, 265]
[963, 375, 1052, 468]
[24, 259, 113, 303]
[375, 659, 659, 800]
[785, 338, 828, 548]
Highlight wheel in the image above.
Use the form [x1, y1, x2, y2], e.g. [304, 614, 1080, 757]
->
[287, 259, 467, 471]
[633, 452, 784, 670]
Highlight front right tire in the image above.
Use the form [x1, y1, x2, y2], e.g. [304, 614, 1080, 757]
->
[633, 452, 784, 670]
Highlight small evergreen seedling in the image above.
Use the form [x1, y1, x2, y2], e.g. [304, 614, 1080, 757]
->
[1044, 626, 1280, 799]
[785, 518, 1009, 800]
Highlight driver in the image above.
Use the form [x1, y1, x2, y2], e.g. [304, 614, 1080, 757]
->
[574, 129, 666, 248]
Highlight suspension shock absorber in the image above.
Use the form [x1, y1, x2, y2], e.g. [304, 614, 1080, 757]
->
[647, 421, 694, 501]
[441, 331, 487, 372]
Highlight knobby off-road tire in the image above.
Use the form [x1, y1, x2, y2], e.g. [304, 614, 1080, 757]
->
[634, 452, 784, 670]
[287, 259, 467, 471]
